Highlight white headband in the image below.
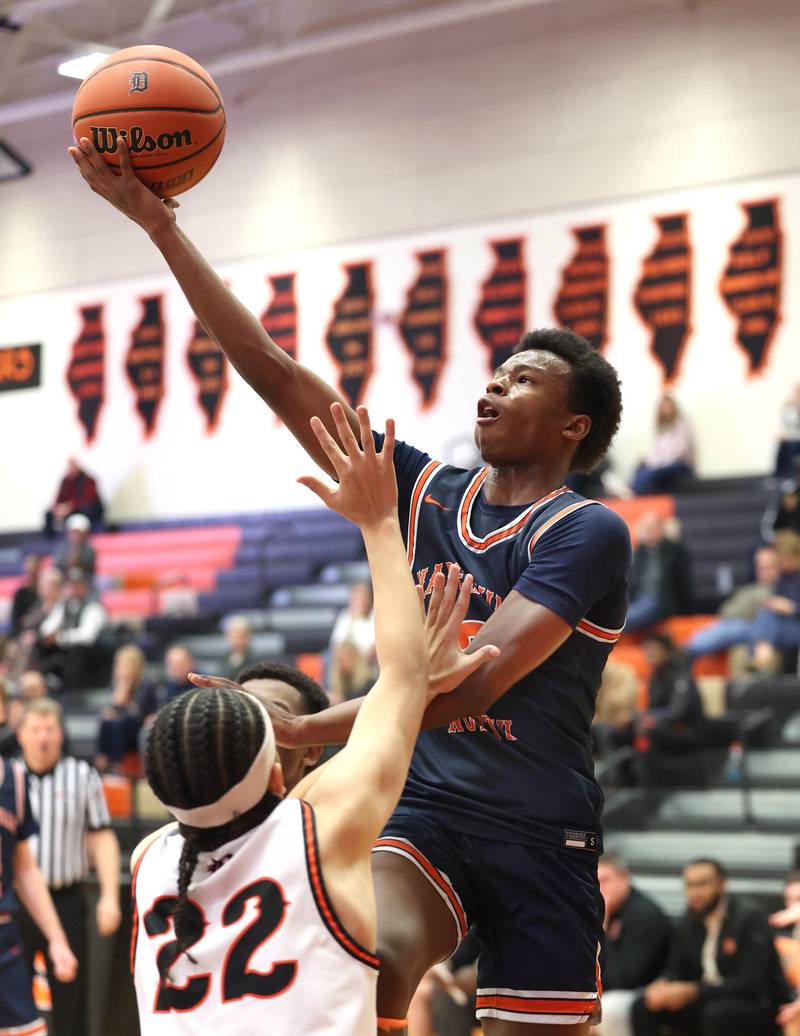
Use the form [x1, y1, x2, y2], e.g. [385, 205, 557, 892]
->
[160, 694, 277, 829]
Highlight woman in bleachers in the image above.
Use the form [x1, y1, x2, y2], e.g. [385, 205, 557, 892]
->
[632, 394, 695, 496]
[95, 644, 157, 773]
[328, 639, 375, 705]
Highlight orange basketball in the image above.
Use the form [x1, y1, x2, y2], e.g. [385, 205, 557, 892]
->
[71, 45, 225, 198]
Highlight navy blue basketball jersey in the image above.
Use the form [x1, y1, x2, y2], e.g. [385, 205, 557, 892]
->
[0, 757, 37, 913]
[377, 433, 631, 851]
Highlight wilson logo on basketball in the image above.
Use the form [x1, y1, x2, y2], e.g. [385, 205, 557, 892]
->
[90, 125, 193, 155]
[128, 71, 148, 94]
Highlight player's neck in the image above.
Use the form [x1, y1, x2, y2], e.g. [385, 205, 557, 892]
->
[482, 463, 569, 506]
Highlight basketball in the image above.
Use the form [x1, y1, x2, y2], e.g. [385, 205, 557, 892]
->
[71, 45, 225, 198]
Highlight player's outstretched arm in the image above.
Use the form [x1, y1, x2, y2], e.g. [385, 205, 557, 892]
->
[67, 137, 358, 478]
[13, 840, 78, 983]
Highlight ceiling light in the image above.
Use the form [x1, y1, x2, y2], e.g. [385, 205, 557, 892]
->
[57, 50, 112, 81]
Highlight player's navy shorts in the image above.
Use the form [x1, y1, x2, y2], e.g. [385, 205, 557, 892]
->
[0, 918, 45, 1036]
[374, 812, 604, 1026]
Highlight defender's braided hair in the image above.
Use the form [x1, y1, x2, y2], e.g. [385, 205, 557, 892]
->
[145, 687, 278, 978]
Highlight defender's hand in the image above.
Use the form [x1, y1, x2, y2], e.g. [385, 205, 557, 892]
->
[298, 404, 398, 530]
[68, 136, 177, 236]
[423, 566, 500, 698]
[188, 673, 305, 748]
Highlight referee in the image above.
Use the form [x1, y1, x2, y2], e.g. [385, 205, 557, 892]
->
[16, 698, 121, 1036]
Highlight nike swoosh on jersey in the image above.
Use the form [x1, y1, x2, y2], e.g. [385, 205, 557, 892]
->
[424, 493, 451, 511]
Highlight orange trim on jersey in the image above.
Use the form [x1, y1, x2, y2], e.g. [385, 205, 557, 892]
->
[129, 835, 159, 977]
[377, 1018, 409, 1031]
[476, 994, 596, 1015]
[300, 801, 380, 970]
[0, 1022, 48, 1036]
[459, 471, 569, 552]
[373, 837, 468, 940]
[576, 618, 623, 643]
[526, 498, 598, 560]
[406, 460, 443, 564]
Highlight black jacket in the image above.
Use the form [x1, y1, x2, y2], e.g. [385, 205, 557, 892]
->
[664, 896, 789, 1009]
[646, 659, 704, 725]
[603, 886, 673, 991]
[630, 539, 693, 616]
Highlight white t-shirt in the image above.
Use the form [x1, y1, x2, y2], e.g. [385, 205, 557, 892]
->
[132, 798, 378, 1035]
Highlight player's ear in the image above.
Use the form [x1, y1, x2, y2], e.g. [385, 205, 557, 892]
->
[302, 745, 324, 769]
[268, 761, 286, 799]
[564, 413, 591, 444]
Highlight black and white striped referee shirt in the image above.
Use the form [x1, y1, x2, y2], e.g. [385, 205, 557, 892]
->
[25, 756, 111, 889]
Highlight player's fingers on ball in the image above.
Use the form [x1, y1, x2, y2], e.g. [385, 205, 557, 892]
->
[330, 402, 360, 457]
[117, 137, 134, 175]
[80, 136, 107, 174]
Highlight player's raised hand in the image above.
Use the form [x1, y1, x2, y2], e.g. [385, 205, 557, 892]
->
[67, 136, 178, 235]
[188, 673, 304, 748]
[422, 565, 500, 697]
[298, 403, 398, 529]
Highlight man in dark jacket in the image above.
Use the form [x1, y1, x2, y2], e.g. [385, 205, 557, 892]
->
[598, 851, 672, 1036]
[631, 858, 788, 1036]
[627, 513, 693, 633]
[639, 633, 704, 753]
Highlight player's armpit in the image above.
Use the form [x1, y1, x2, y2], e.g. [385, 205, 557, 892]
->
[421, 590, 572, 727]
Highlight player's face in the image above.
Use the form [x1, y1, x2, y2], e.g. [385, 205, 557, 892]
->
[241, 678, 323, 792]
[474, 349, 582, 468]
[683, 863, 725, 917]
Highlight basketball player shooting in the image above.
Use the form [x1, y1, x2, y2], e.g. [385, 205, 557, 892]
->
[70, 137, 632, 1036]
[129, 406, 497, 1035]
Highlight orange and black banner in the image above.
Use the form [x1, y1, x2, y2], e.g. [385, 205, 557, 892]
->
[554, 225, 609, 351]
[633, 213, 692, 382]
[325, 262, 373, 407]
[126, 295, 165, 437]
[399, 249, 448, 408]
[186, 318, 227, 432]
[719, 199, 782, 374]
[66, 305, 104, 442]
[0, 342, 40, 393]
[261, 273, 298, 361]
[473, 238, 526, 373]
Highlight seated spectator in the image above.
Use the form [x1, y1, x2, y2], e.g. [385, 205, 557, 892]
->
[37, 567, 108, 690]
[627, 513, 693, 633]
[750, 537, 800, 674]
[596, 851, 673, 1036]
[44, 457, 104, 537]
[53, 513, 96, 582]
[330, 581, 376, 665]
[95, 644, 158, 773]
[776, 385, 800, 481]
[592, 659, 640, 766]
[10, 554, 42, 636]
[0, 679, 21, 756]
[638, 633, 704, 753]
[329, 639, 375, 704]
[632, 858, 788, 1036]
[138, 643, 195, 751]
[633, 394, 695, 496]
[685, 545, 779, 675]
[219, 615, 255, 680]
[18, 670, 48, 701]
[772, 871, 800, 1036]
[6, 567, 65, 683]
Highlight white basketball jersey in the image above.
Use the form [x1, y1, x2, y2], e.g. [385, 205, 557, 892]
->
[132, 797, 378, 1035]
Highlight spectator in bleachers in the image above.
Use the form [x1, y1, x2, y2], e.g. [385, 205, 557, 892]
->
[775, 385, 800, 481]
[138, 643, 195, 754]
[95, 644, 157, 774]
[0, 678, 20, 756]
[750, 538, 800, 674]
[637, 633, 704, 753]
[10, 553, 42, 636]
[329, 639, 375, 704]
[330, 581, 376, 665]
[37, 568, 108, 690]
[219, 615, 256, 681]
[684, 545, 780, 675]
[627, 513, 693, 632]
[596, 851, 672, 1036]
[53, 513, 96, 582]
[632, 394, 695, 496]
[44, 457, 104, 538]
[18, 669, 48, 701]
[7, 567, 65, 683]
[592, 658, 640, 766]
[631, 857, 788, 1036]
[772, 871, 800, 1035]
[237, 660, 329, 790]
